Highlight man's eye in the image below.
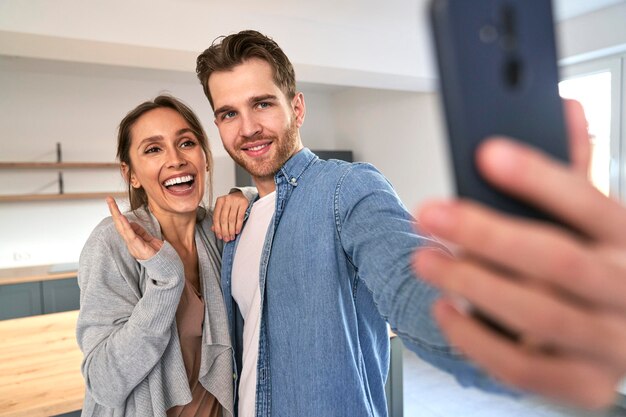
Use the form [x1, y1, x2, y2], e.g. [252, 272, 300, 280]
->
[258, 102, 270, 109]
[223, 111, 237, 119]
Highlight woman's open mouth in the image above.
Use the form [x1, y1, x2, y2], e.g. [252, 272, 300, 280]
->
[162, 174, 195, 192]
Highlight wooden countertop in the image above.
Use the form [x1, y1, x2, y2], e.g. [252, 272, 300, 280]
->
[0, 264, 77, 286]
[0, 310, 84, 417]
[0, 310, 396, 417]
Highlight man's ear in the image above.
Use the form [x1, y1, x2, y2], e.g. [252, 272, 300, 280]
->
[121, 163, 141, 189]
[292, 92, 306, 128]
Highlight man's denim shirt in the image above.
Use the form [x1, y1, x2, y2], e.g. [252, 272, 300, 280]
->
[221, 148, 506, 417]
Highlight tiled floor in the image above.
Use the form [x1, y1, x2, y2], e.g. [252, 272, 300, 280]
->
[402, 347, 626, 417]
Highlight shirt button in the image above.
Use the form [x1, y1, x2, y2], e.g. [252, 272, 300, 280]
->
[289, 177, 298, 186]
[233, 373, 237, 380]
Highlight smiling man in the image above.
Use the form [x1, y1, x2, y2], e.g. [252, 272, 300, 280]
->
[209, 58, 303, 197]
[195, 30, 503, 417]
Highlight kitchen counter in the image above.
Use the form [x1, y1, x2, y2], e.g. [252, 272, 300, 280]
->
[0, 310, 83, 417]
[0, 263, 78, 286]
[0, 309, 403, 417]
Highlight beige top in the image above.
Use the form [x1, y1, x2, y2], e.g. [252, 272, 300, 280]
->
[167, 280, 220, 417]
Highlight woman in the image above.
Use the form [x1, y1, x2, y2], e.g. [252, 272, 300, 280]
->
[76, 95, 252, 417]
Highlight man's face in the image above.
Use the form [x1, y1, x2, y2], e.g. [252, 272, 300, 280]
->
[209, 58, 305, 186]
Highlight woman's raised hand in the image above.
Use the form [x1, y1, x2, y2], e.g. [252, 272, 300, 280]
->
[107, 197, 163, 260]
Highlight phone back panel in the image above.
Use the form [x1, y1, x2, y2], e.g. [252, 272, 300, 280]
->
[430, 0, 569, 221]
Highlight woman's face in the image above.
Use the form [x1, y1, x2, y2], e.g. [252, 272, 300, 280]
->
[125, 107, 207, 218]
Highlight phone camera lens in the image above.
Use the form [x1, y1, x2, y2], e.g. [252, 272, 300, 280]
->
[479, 25, 498, 43]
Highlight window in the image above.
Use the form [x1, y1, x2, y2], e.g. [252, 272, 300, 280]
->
[561, 55, 626, 397]
[559, 71, 611, 195]
[559, 56, 625, 200]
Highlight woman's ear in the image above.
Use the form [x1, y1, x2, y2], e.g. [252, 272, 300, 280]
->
[121, 163, 141, 188]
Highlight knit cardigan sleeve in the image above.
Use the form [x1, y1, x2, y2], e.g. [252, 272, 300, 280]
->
[76, 217, 185, 408]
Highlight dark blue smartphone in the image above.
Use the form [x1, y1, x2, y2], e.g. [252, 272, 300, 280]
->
[429, 0, 569, 222]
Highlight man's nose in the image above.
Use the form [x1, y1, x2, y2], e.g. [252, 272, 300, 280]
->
[240, 113, 262, 139]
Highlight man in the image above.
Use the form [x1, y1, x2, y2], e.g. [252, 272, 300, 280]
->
[413, 100, 626, 410]
[196, 30, 502, 417]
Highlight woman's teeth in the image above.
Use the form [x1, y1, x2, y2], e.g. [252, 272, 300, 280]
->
[163, 175, 194, 187]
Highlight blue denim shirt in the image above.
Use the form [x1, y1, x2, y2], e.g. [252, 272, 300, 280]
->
[221, 148, 506, 417]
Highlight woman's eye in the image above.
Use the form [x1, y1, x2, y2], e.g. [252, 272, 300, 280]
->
[145, 146, 160, 154]
[181, 140, 197, 148]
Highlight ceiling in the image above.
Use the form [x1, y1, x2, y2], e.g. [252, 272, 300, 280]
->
[0, 0, 625, 93]
[553, 0, 625, 20]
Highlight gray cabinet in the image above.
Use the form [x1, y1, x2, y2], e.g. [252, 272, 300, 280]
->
[0, 277, 79, 320]
[42, 278, 81, 314]
[55, 412, 81, 417]
[0, 282, 43, 319]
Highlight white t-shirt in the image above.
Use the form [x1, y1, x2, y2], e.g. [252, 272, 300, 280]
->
[231, 191, 276, 417]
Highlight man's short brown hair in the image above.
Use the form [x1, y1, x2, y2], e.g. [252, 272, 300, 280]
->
[196, 30, 296, 109]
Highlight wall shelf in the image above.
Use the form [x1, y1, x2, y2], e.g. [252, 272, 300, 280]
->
[0, 144, 124, 202]
[0, 192, 126, 203]
[0, 162, 119, 169]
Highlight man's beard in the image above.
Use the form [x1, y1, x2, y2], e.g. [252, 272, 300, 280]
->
[228, 119, 299, 180]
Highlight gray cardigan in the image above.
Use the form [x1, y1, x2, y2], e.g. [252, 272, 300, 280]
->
[76, 207, 234, 417]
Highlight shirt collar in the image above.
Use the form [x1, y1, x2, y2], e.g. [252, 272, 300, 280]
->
[276, 147, 317, 186]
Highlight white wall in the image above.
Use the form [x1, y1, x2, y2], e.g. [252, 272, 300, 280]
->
[332, 88, 452, 210]
[0, 57, 340, 269]
[0, 54, 442, 268]
[4, 1, 625, 269]
[557, 1, 626, 62]
[0, 0, 435, 92]
[0, 57, 217, 267]
[296, 87, 339, 150]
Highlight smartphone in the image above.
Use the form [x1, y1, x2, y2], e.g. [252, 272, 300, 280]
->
[429, 0, 569, 223]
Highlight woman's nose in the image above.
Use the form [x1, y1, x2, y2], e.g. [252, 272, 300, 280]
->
[166, 149, 186, 168]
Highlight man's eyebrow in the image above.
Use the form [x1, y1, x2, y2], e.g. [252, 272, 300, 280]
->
[251, 94, 278, 103]
[213, 105, 233, 118]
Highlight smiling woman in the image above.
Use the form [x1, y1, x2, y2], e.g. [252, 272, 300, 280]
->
[75, 95, 252, 417]
[116, 96, 214, 213]
[121, 106, 208, 218]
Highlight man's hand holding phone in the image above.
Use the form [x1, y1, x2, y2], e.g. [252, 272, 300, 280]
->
[413, 100, 626, 409]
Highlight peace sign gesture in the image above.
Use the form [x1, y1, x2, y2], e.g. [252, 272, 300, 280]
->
[106, 197, 163, 260]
